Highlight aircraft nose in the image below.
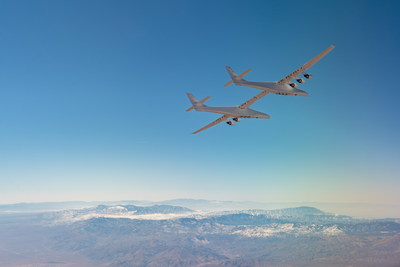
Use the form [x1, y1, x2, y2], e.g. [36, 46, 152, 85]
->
[256, 112, 270, 119]
[298, 90, 309, 96]
[263, 114, 271, 119]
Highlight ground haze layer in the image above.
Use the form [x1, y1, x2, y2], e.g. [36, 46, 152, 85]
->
[0, 200, 399, 266]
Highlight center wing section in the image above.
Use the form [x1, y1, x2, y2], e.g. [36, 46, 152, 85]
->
[277, 45, 335, 85]
[192, 115, 228, 134]
[238, 90, 269, 109]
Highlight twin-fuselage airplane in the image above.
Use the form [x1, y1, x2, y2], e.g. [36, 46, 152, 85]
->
[187, 45, 335, 134]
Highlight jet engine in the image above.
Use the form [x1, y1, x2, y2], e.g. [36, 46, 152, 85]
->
[233, 117, 241, 122]
[303, 73, 312, 79]
[289, 82, 298, 88]
[226, 120, 235, 126]
[296, 78, 305, 84]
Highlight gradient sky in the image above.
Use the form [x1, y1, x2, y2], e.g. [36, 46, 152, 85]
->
[1, 0, 399, 207]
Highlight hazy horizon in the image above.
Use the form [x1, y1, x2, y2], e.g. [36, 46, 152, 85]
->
[1, 198, 399, 218]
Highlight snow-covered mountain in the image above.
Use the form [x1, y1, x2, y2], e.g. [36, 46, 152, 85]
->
[40, 204, 400, 239]
[1, 204, 399, 266]
[1, 199, 399, 218]
[44, 204, 196, 224]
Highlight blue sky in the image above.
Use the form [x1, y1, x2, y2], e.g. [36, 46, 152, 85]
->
[0, 0, 399, 207]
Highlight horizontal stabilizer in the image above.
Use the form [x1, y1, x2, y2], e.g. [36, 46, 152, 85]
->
[237, 69, 251, 79]
[186, 95, 210, 112]
[224, 80, 234, 87]
[224, 68, 251, 87]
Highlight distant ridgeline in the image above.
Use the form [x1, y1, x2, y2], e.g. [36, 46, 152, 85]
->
[0, 203, 399, 266]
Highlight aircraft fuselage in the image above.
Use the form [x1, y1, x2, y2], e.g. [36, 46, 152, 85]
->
[235, 80, 309, 96]
[197, 106, 270, 119]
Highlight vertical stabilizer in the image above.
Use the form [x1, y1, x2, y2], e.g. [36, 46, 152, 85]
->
[186, 93, 199, 105]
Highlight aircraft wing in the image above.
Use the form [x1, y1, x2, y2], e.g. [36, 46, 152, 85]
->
[238, 90, 269, 109]
[192, 115, 228, 134]
[277, 45, 335, 85]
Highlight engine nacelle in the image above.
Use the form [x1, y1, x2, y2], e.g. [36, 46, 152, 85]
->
[303, 73, 312, 79]
[233, 117, 241, 122]
[289, 82, 298, 88]
[296, 78, 305, 84]
[226, 120, 235, 126]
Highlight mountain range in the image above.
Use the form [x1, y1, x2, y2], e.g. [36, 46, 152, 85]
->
[1, 199, 399, 218]
[0, 202, 399, 266]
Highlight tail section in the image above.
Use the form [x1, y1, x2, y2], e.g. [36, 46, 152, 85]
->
[224, 66, 251, 87]
[186, 93, 210, 112]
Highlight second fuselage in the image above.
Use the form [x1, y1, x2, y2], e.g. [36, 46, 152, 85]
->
[198, 106, 270, 119]
[236, 80, 309, 96]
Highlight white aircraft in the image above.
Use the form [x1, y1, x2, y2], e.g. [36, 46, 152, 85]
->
[225, 45, 335, 96]
[186, 90, 270, 134]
